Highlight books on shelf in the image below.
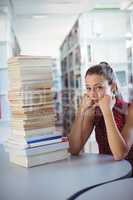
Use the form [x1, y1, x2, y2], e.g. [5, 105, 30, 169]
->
[5, 56, 69, 167]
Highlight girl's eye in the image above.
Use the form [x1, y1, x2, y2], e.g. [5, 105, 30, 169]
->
[86, 87, 91, 91]
[95, 86, 104, 92]
[97, 86, 103, 90]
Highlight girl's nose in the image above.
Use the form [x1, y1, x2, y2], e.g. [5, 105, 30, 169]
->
[90, 88, 98, 98]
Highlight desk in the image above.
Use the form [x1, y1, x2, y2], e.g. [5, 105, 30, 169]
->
[0, 145, 132, 200]
[76, 178, 133, 200]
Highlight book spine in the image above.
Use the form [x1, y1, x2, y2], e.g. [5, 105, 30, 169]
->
[27, 135, 62, 144]
[9, 142, 69, 156]
[28, 138, 62, 147]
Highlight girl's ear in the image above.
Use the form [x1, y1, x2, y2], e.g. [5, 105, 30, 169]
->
[111, 82, 117, 94]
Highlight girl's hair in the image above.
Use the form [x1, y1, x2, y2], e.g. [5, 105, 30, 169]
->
[85, 61, 123, 99]
[85, 62, 116, 85]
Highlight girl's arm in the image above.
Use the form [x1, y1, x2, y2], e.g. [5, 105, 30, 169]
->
[121, 104, 133, 149]
[99, 95, 133, 160]
[68, 94, 95, 155]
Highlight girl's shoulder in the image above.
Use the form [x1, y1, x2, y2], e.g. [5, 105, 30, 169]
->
[113, 98, 128, 115]
[112, 98, 130, 131]
[114, 98, 133, 117]
[115, 98, 129, 107]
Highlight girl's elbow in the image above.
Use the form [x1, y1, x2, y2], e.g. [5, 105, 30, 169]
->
[69, 146, 81, 156]
[113, 145, 130, 161]
[113, 154, 124, 161]
[113, 151, 128, 161]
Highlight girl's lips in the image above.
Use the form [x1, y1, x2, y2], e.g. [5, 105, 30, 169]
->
[93, 99, 99, 103]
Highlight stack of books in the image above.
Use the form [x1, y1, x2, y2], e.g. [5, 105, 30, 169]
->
[5, 56, 69, 167]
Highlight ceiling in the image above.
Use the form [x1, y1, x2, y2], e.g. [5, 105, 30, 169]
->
[0, 0, 132, 57]
[11, 0, 128, 15]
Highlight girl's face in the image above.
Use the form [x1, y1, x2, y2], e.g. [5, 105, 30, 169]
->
[85, 74, 112, 103]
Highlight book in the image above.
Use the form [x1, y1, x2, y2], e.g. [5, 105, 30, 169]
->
[9, 149, 69, 167]
[5, 134, 64, 149]
[6, 141, 69, 156]
[6, 55, 67, 168]
[10, 127, 56, 136]
[10, 121, 55, 131]
[8, 56, 54, 66]
[9, 132, 61, 141]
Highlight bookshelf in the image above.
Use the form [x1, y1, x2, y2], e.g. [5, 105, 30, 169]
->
[127, 11, 133, 103]
[52, 59, 63, 132]
[0, 8, 20, 122]
[60, 8, 130, 136]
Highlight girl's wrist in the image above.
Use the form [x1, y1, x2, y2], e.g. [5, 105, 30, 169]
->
[80, 105, 93, 113]
[102, 107, 112, 116]
[80, 106, 95, 119]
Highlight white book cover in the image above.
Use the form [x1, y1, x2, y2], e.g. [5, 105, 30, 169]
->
[5, 137, 64, 149]
[9, 149, 69, 167]
[11, 127, 56, 136]
[7, 141, 69, 156]
[5, 134, 65, 149]
[9, 132, 62, 142]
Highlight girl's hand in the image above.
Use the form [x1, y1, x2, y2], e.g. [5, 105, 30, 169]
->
[80, 94, 96, 113]
[97, 93, 115, 113]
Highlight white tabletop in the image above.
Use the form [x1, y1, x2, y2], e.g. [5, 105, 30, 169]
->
[0, 145, 132, 200]
[76, 178, 133, 200]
